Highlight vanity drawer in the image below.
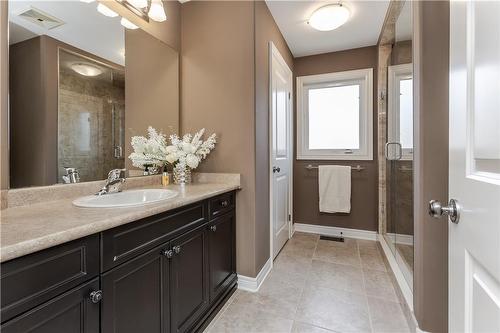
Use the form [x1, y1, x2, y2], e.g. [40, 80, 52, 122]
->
[101, 202, 207, 271]
[0, 235, 99, 323]
[208, 191, 235, 220]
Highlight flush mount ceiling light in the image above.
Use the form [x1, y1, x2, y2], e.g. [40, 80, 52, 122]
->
[308, 4, 350, 31]
[148, 0, 167, 22]
[71, 63, 103, 77]
[97, 3, 118, 17]
[120, 17, 139, 29]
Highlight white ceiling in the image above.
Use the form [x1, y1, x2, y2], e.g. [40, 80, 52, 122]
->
[266, 0, 390, 57]
[395, 0, 411, 42]
[8, 0, 125, 65]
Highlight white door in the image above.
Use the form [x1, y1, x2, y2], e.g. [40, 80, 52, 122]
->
[270, 42, 293, 259]
[448, 1, 500, 331]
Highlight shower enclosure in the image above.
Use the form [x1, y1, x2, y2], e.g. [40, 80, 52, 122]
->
[57, 49, 125, 183]
[379, 0, 414, 292]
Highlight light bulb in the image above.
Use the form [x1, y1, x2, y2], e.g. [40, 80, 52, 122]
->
[308, 4, 350, 31]
[80, 0, 95, 3]
[121, 17, 139, 29]
[97, 3, 119, 17]
[128, 0, 148, 8]
[148, 0, 166, 22]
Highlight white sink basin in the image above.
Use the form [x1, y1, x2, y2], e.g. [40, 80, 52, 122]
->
[73, 189, 178, 208]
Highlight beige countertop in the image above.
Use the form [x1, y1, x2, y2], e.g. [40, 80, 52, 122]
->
[0, 182, 239, 263]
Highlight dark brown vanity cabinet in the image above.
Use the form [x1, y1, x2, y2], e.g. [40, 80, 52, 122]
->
[1, 191, 237, 333]
[170, 226, 210, 333]
[101, 243, 170, 333]
[1, 278, 100, 333]
[208, 212, 236, 302]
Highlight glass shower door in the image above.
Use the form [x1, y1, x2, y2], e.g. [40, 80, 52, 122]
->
[387, 64, 414, 288]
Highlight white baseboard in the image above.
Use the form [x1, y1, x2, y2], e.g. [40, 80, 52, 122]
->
[237, 257, 272, 293]
[385, 232, 414, 246]
[294, 223, 378, 241]
[378, 234, 414, 312]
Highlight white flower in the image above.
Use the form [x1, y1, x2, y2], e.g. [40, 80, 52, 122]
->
[182, 142, 195, 154]
[165, 152, 178, 164]
[186, 154, 200, 169]
[129, 127, 217, 171]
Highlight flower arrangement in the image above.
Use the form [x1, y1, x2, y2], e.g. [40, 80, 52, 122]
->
[129, 127, 217, 184]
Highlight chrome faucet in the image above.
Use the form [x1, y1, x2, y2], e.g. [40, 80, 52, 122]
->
[96, 169, 126, 196]
[62, 167, 80, 184]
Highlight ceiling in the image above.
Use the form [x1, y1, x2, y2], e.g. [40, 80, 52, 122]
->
[8, 0, 125, 65]
[266, 0, 390, 57]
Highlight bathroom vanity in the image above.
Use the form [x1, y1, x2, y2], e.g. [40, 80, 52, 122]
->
[0, 188, 237, 333]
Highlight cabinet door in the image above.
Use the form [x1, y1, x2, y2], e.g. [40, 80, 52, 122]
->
[170, 226, 209, 333]
[208, 211, 236, 301]
[1, 278, 100, 333]
[101, 243, 170, 333]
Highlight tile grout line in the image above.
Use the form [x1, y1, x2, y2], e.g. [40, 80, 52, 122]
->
[358, 240, 376, 333]
[204, 289, 240, 332]
[292, 235, 320, 332]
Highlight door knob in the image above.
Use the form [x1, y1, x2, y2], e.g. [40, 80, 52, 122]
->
[429, 199, 461, 223]
[210, 225, 217, 232]
[173, 245, 182, 254]
[272, 166, 281, 173]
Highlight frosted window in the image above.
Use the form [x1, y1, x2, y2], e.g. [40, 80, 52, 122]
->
[77, 112, 91, 152]
[308, 85, 360, 150]
[399, 79, 413, 149]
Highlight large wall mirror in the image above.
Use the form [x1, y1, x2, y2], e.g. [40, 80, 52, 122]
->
[8, 0, 179, 188]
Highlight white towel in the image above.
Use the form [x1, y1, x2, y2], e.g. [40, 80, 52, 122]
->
[318, 165, 351, 213]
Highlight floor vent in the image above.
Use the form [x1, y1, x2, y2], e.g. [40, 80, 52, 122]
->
[320, 235, 345, 242]
[18, 7, 65, 30]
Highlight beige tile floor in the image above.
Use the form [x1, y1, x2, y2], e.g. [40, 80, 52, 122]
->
[205, 232, 412, 333]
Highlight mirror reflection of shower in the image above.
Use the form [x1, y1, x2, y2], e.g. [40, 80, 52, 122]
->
[57, 49, 125, 183]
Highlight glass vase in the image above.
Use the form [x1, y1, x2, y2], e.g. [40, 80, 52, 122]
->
[173, 164, 192, 185]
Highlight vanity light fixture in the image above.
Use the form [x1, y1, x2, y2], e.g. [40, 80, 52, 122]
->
[128, 0, 148, 8]
[148, 0, 167, 22]
[97, 3, 118, 17]
[308, 4, 350, 31]
[120, 17, 139, 29]
[71, 63, 103, 77]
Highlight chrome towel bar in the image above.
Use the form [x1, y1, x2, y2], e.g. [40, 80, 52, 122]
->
[305, 164, 365, 172]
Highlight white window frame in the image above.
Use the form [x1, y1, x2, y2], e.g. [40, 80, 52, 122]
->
[296, 68, 373, 160]
[388, 63, 413, 160]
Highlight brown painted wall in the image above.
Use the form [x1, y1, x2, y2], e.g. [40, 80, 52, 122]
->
[9, 36, 58, 188]
[391, 40, 412, 66]
[413, 1, 449, 332]
[254, 1, 294, 275]
[293, 46, 379, 231]
[181, 1, 292, 277]
[124, 29, 179, 172]
[180, 1, 257, 276]
[100, 0, 180, 51]
[0, 1, 7, 190]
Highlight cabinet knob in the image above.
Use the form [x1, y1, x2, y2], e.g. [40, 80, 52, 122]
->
[173, 245, 182, 254]
[162, 249, 174, 258]
[210, 225, 217, 232]
[89, 290, 103, 304]
[221, 200, 229, 207]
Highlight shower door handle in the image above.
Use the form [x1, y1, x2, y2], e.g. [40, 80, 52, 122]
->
[385, 142, 402, 160]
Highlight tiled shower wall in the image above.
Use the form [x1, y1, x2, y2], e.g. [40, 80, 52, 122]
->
[58, 64, 125, 183]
